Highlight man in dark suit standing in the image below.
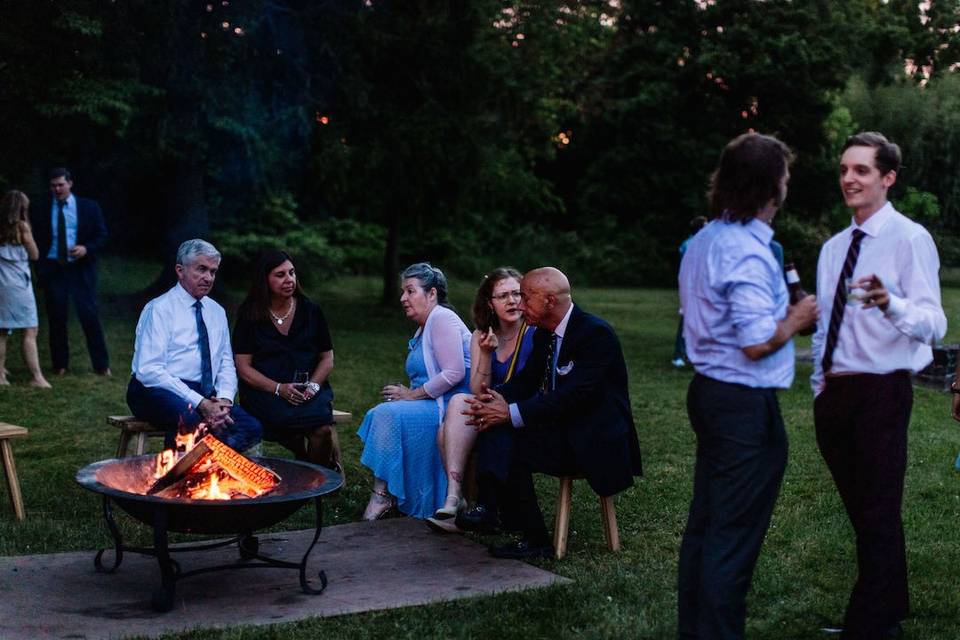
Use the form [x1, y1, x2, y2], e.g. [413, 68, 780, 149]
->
[32, 168, 110, 375]
[463, 267, 642, 559]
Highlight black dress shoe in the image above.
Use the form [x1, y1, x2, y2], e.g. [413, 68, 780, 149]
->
[455, 504, 500, 534]
[489, 539, 555, 560]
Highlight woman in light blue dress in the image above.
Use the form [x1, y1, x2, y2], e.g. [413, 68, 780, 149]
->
[358, 262, 471, 520]
[0, 191, 50, 388]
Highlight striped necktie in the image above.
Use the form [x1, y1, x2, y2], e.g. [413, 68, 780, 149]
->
[821, 229, 866, 374]
[541, 333, 558, 393]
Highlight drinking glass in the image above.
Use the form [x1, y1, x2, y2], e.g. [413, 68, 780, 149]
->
[293, 371, 310, 392]
[845, 277, 867, 306]
[383, 379, 403, 401]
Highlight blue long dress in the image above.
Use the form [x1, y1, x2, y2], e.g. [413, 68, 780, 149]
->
[357, 334, 469, 518]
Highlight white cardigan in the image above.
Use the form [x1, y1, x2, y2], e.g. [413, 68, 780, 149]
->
[414, 304, 472, 421]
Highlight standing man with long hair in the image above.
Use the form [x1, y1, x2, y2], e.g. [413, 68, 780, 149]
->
[677, 133, 818, 639]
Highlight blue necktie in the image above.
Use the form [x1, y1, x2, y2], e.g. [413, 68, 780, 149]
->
[194, 300, 214, 398]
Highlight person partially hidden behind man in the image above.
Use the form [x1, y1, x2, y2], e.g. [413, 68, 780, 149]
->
[462, 267, 642, 559]
[127, 239, 261, 452]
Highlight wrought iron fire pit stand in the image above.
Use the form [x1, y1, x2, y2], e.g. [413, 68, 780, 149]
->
[93, 494, 328, 612]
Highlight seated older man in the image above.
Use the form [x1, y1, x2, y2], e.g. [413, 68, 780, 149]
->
[126, 238, 261, 451]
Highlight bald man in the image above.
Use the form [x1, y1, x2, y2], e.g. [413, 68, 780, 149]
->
[465, 267, 642, 559]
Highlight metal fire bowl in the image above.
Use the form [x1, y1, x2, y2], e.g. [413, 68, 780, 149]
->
[76, 455, 341, 535]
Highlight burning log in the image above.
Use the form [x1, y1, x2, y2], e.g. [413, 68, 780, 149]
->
[148, 434, 279, 500]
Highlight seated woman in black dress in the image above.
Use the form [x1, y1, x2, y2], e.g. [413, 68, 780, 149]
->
[233, 250, 338, 468]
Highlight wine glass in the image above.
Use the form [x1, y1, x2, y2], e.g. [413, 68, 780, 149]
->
[293, 370, 309, 393]
[382, 379, 403, 401]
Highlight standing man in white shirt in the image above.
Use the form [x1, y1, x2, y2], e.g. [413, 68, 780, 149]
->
[127, 239, 261, 452]
[678, 133, 818, 640]
[811, 132, 946, 640]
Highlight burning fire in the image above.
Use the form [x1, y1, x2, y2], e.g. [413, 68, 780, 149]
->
[151, 426, 278, 501]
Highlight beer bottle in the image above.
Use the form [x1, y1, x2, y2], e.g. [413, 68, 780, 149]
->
[784, 262, 814, 336]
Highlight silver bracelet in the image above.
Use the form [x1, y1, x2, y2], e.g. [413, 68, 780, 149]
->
[274, 382, 281, 396]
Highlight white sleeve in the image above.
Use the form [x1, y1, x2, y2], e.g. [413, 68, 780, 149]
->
[133, 305, 204, 407]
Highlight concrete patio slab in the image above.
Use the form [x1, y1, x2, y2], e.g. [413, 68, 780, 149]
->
[0, 518, 570, 640]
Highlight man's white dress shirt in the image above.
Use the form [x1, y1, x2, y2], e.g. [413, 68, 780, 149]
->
[811, 202, 946, 395]
[131, 283, 237, 408]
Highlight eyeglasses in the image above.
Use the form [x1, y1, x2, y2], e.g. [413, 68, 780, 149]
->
[491, 290, 522, 302]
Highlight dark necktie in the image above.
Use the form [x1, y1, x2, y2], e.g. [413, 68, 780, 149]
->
[193, 300, 214, 398]
[821, 229, 866, 374]
[541, 333, 558, 393]
[56, 200, 68, 265]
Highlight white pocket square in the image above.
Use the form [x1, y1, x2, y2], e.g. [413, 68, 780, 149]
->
[557, 361, 574, 376]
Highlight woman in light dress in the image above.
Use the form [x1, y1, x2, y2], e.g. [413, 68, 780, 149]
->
[0, 190, 51, 388]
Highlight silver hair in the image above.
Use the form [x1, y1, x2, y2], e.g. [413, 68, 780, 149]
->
[401, 262, 449, 306]
[176, 239, 221, 267]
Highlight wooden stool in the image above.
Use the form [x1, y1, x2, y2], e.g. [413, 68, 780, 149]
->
[109, 410, 353, 458]
[0, 422, 28, 521]
[553, 475, 621, 560]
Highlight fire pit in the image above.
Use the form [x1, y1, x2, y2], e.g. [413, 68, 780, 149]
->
[76, 454, 342, 612]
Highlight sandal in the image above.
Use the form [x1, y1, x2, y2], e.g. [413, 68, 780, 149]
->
[362, 487, 397, 521]
[433, 496, 465, 520]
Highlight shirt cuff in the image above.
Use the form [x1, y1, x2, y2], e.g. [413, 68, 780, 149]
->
[509, 403, 524, 428]
[187, 390, 205, 409]
[882, 293, 907, 322]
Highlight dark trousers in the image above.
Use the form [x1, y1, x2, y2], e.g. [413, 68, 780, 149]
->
[42, 261, 109, 371]
[814, 372, 911, 639]
[127, 376, 262, 452]
[502, 426, 579, 546]
[678, 375, 788, 640]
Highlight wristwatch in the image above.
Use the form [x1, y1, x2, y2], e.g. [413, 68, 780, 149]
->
[306, 381, 321, 394]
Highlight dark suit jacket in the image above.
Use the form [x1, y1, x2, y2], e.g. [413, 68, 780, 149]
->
[498, 304, 643, 497]
[32, 196, 108, 277]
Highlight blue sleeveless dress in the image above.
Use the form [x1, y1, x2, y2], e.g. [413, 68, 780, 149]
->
[476, 326, 536, 480]
[357, 334, 470, 518]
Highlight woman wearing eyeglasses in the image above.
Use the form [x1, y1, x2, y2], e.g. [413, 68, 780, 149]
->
[427, 267, 536, 532]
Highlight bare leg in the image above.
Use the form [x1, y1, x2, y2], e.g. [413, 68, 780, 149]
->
[439, 393, 479, 510]
[23, 327, 50, 388]
[363, 476, 395, 521]
[0, 333, 8, 385]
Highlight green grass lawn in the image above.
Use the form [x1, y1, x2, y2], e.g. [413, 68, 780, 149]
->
[1, 256, 959, 639]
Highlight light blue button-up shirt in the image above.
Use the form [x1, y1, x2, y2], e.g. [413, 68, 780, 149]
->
[679, 217, 794, 389]
[47, 194, 78, 261]
[131, 283, 238, 407]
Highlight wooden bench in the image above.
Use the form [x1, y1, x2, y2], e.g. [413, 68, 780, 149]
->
[0, 422, 28, 521]
[553, 475, 620, 560]
[108, 410, 353, 458]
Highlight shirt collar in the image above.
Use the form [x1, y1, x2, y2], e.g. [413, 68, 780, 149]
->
[174, 282, 205, 307]
[852, 201, 894, 238]
[54, 194, 75, 211]
[553, 302, 574, 339]
[744, 217, 775, 245]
